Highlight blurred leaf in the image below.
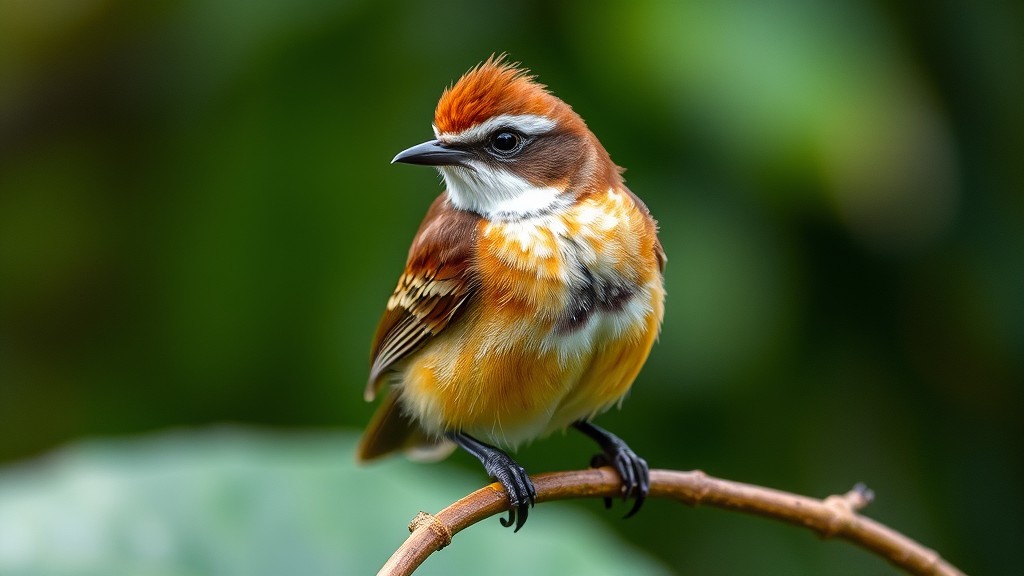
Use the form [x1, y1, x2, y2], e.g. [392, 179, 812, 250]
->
[0, 429, 671, 576]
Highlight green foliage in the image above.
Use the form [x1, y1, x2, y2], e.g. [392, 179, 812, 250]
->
[1, 0, 1021, 573]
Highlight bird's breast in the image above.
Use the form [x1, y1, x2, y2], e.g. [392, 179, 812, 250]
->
[399, 188, 663, 446]
[476, 188, 661, 357]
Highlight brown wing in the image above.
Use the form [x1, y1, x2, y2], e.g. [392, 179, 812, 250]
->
[364, 195, 481, 401]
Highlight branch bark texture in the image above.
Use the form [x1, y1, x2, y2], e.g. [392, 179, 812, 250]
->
[378, 467, 966, 576]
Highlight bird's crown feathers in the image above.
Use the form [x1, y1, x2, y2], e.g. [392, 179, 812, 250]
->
[434, 54, 561, 136]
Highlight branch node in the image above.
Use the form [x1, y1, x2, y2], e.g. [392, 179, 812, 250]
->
[691, 469, 711, 504]
[821, 484, 871, 538]
[408, 511, 453, 550]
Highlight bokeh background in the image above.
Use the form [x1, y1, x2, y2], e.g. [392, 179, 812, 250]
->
[1, 1, 1021, 574]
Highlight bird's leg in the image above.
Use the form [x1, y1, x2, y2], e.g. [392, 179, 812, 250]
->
[447, 432, 536, 532]
[572, 420, 649, 518]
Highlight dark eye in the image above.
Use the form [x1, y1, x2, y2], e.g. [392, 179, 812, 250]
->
[490, 131, 523, 156]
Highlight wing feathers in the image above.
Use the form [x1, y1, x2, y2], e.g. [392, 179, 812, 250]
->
[365, 196, 479, 400]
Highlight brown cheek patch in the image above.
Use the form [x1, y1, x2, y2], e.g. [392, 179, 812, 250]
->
[512, 131, 586, 188]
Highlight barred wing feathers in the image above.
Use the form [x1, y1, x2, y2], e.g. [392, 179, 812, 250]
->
[364, 195, 480, 402]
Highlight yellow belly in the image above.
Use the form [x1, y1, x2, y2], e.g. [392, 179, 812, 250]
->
[399, 283, 662, 447]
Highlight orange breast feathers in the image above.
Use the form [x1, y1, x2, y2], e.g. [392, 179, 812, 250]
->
[363, 187, 665, 454]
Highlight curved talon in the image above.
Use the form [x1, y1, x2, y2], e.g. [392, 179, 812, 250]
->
[505, 477, 531, 532]
[591, 448, 648, 511]
[496, 459, 535, 532]
[610, 448, 648, 517]
[575, 421, 650, 519]
[514, 502, 528, 532]
[623, 453, 649, 518]
[624, 494, 645, 518]
[499, 510, 516, 528]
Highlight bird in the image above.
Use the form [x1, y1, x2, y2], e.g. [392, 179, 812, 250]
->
[357, 55, 665, 532]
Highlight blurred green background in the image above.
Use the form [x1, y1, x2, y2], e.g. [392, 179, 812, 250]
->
[1, 0, 1021, 574]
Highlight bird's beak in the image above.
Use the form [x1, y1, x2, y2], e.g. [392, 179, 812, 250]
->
[392, 139, 472, 167]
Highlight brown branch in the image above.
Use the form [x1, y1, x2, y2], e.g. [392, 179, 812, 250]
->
[377, 467, 967, 576]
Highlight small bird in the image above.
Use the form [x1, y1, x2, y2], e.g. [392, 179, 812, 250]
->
[358, 55, 665, 532]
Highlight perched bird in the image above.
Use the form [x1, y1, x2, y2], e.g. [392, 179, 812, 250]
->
[358, 55, 665, 532]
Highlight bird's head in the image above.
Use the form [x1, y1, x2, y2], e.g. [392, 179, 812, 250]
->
[393, 55, 621, 219]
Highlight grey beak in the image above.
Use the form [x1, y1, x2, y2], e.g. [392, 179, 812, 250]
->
[392, 139, 473, 167]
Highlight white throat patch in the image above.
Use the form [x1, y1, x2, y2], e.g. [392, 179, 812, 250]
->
[439, 164, 561, 219]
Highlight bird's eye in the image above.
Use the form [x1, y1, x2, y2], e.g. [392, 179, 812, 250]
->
[490, 131, 524, 156]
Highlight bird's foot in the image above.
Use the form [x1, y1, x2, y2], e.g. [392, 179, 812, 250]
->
[483, 451, 537, 532]
[449, 432, 536, 531]
[575, 422, 649, 518]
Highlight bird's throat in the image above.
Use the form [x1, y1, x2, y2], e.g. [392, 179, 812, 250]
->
[440, 165, 564, 219]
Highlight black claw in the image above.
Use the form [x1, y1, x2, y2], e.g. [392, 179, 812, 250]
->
[624, 493, 645, 518]
[514, 502, 528, 532]
[574, 421, 650, 519]
[499, 510, 515, 528]
[616, 452, 637, 499]
[449, 433, 536, 532]
[486, 455, 536, 532]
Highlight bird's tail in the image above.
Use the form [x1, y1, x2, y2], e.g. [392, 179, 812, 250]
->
[356, 390, 455, 463]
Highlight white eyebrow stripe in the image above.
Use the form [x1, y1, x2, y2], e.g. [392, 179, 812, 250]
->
[438, 114, 557, 144]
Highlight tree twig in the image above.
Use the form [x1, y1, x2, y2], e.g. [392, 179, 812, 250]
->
[377, 467, 966, 576]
